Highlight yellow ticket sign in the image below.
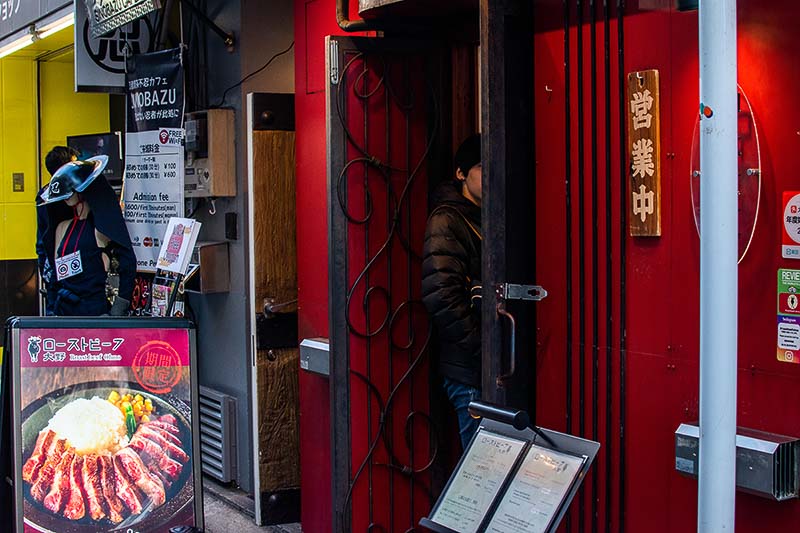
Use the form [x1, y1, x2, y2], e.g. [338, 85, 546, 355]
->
[627, 69, 662, 237]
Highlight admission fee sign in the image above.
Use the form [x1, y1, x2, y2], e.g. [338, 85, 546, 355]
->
[123, 47, 185, 273]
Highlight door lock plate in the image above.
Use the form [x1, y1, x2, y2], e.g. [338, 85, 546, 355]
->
[496, 283, 548, 302]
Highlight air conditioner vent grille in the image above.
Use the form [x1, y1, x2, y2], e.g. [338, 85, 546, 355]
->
[198, 386, 237, 483]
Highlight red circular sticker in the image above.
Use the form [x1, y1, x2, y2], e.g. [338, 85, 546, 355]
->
[132, 340, 182, 394]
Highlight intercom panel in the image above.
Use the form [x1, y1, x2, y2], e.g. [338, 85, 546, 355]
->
[185, 108, 235, 197]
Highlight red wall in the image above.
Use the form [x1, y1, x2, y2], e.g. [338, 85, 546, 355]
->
[298, 1, 800, 531]
[533, 4, 625, 530]
[533, 2, 800, 531]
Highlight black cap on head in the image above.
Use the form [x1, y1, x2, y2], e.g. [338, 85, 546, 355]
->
[454, 134, 481, 176]
[45, 146, 79, 177]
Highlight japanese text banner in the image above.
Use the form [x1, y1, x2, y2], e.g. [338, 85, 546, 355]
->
[123, 47, 185, 272]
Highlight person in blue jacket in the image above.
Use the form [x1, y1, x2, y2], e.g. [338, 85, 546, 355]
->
[37, 154, 136, 316]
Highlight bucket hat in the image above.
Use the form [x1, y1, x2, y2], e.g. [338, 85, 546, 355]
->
[37, 155, 109, 206]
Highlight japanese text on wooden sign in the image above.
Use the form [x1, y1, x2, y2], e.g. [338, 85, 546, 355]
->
[627, 69, 661, 237]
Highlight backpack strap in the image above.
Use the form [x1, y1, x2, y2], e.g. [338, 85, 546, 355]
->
[429, 205, 482, 241]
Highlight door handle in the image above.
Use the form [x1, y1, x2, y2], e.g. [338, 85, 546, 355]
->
[495, 302, 517, 387]
[263, 297, 298, 318]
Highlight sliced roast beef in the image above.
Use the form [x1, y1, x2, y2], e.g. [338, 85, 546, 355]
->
[43, 448, 75, 514]
[30, 438, 67, 502]
[82, 454, 107, 521]
[113, 454, 144, 515]
[129, 434, 183, 481]
[158, 414, 178, 426]
[143, 419, 181, 436]
[115, 448, 166, 506]
[22, 429, 56, 483]
[63, 455, 85, 520]
[98, 454, 126, 524]
[141, 422, 182, 446]
[138, 425, 188, 462]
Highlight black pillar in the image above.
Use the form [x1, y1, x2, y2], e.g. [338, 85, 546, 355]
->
[480, 0, 536, 410]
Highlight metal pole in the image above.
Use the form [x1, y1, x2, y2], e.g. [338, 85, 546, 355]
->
[698, 0, 738, 531]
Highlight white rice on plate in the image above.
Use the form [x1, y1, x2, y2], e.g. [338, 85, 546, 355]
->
[46, 396, 129, 455]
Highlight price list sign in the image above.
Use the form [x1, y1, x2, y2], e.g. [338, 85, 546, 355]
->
[485, 445, 585, 533]
[421, 418, 599, 533]
[429, 431, 526, 533]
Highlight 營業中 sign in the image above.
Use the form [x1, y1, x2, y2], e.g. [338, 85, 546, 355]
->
[627, 69, 661, 237]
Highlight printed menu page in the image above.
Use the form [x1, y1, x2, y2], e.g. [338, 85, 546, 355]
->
[430, 430, 526, 533]
[485, 444, 585, 533]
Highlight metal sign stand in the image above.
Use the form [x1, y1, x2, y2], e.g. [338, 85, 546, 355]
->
[420, 402, 600, 533]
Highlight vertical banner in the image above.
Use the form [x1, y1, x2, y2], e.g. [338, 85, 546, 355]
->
[123, 47, 185, 273]
[627, 69, 662, 237]
[10, 319, 202, 532]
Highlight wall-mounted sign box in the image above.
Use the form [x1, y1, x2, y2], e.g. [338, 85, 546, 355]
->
[675, 423, 800, 501]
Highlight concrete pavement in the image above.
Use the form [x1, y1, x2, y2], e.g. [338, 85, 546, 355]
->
[202, 479, 300, 533]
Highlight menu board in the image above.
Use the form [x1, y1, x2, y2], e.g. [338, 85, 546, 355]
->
[429, 430, 526, 533]
[421, 416, 599, 533]
[485, 445, 585, 533]
[10, 320, 202, 532]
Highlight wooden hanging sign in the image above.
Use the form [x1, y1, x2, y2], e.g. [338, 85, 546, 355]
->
[627, 69, 662, 237]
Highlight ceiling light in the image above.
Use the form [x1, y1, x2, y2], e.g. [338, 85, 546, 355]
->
[0, 28, 35, 60]
[37, 13, 75, 40]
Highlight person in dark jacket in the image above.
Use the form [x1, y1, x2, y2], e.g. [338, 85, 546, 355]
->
[422, 134, 482, 450]
[37, 154, 136, 316]
[37, 146, 79, 315]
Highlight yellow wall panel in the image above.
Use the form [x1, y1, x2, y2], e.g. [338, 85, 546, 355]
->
[0, 57, 37, 260]
[0, 58, 37, 205]
[39, 56, 110, 183]
[0, 51, 109, 261]
[2, 203, 37, 260]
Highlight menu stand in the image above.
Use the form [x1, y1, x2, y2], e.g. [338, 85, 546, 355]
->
[420, 402, 600, 533]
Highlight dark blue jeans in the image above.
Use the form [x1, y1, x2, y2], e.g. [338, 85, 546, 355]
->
[442, 377, 481, 451]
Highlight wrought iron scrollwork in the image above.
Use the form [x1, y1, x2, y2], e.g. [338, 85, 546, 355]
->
[334, 49, 441, 532]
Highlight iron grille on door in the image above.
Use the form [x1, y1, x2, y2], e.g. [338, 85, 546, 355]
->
[327, 36, 445, 533]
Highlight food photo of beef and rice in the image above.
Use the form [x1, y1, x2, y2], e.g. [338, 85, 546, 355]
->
[21, 389, 191, 528]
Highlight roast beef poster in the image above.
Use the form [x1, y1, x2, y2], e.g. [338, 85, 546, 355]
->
[15, 327, 199, 533]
